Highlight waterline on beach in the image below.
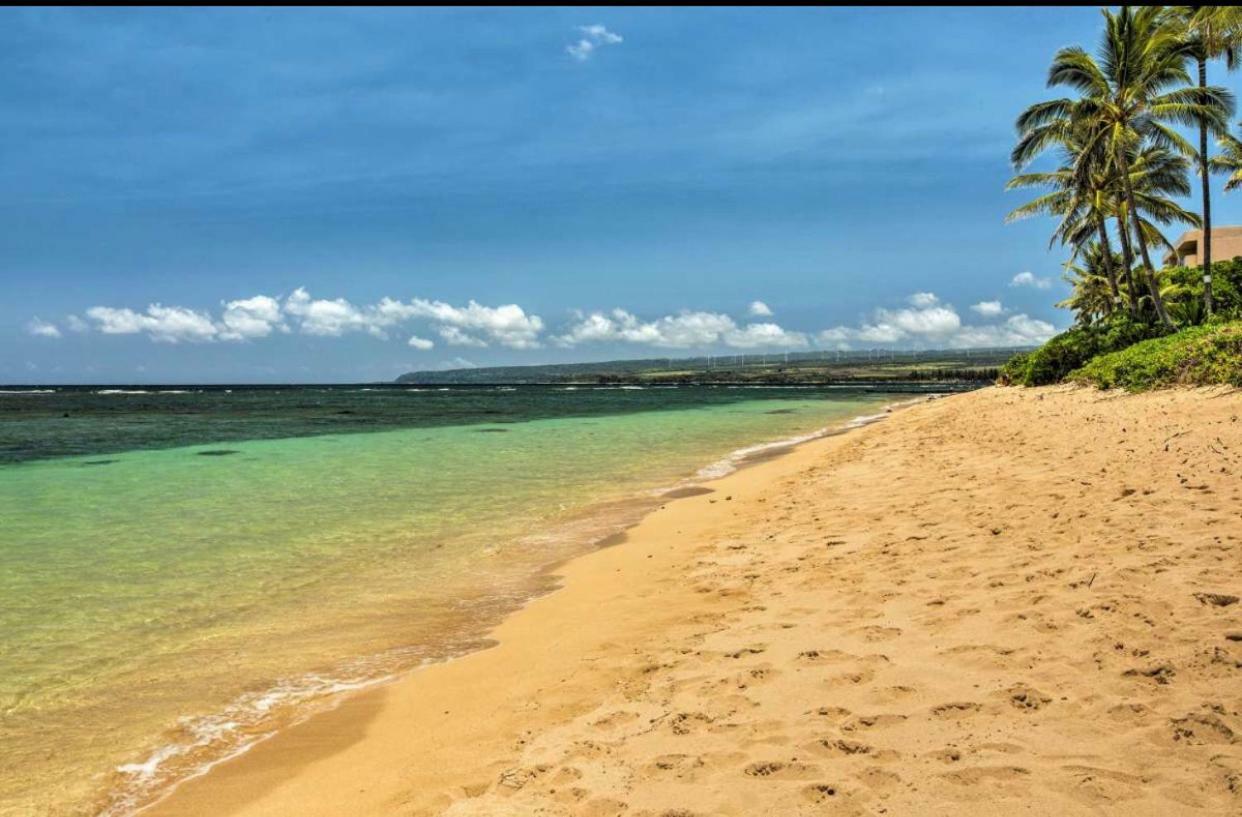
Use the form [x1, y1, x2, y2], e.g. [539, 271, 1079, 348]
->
[0, 388, 906, 816]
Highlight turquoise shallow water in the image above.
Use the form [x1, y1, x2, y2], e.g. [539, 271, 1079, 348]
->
[0, 386, 902, 815]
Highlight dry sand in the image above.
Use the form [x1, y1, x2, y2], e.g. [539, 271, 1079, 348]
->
[145, 385, 1242, 817]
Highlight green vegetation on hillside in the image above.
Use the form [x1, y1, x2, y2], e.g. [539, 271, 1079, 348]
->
[1069, 322, 1242, 390]
[1001, 6, 1242, 392]
[400, 349, 1014, 386]
[999, 258, 1242, 391]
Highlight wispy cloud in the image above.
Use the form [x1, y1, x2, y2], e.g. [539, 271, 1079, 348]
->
[25, 317, 62, 338]
[1010, 271, 1052, 290]
[566, 24, 623, 62]
[970, 300, 1006, 317]
[748, 300, 773, 317]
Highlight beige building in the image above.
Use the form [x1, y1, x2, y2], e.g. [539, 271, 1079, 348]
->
[1163, 226, 1242, 268]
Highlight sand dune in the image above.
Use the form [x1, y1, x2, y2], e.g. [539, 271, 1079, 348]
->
[146, 385, 1242, 817]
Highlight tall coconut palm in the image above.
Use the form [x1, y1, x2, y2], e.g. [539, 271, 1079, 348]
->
[1008, 130, 1200, 318]
[1165, 6, 1242, 316]
[1015, 5, 1233, 329]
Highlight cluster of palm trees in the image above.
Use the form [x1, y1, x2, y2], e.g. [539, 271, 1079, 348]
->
[1008, 6, 1242, 330]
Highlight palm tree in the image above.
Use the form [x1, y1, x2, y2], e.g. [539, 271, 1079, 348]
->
[1165, 6, 1242, 316]
[1210, 130, 1242, 189]
[1058, 241, 1125, 325]
[1008, 119, 1124, 310]
[1015, 5, 1233, 329]
[1009, 129, 1200, 318]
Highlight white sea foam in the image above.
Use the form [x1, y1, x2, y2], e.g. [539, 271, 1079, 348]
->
[0, 389, 56, 394]
[690, 402, 907, 481]
[95, 389, 151, 395]
[105, 667, 403, 817]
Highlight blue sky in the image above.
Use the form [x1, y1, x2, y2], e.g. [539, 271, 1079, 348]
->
[5, 7, 1241, 382]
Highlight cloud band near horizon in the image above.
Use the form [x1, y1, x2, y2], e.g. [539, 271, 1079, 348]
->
[26, 288, 1056, 352]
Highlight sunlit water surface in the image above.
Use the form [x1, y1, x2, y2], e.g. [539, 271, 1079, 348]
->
[0, 385, 912, 815]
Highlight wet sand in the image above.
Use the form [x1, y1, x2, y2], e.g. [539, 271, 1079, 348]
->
[144, 385, 1242, 817]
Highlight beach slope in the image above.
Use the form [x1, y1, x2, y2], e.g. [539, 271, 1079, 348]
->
[147, 385, 1242, 817]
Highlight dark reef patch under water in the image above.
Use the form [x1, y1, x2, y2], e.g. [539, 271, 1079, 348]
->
[0, 384, 958, 465]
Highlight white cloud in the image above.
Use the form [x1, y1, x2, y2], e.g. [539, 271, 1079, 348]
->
[437, 326, 487, 347]
[25, 317, 61, 338]
[724, 322, 809, 349]
[283, 289, 381, 338]
[556, 308, 806, 350]
[567, 24, 623, 61]
[1011, 271, 1052, 290]
[946, 314, 1056, 348]
[62, 288, 1053, 357]
[853, 322, 907, 344]
[970, 300, 1005, 317]
[813, 292, 1054, 349]
[401, 299, 544, 349]
[73, 289, 545, 349]
[86, 304, 219, 344]
[219, 295, 286, 340]
[65, 315, 89, 333]
[581, 24, 623, 44]
[876, 304, 961, 337]
[279, 292, 543, 348]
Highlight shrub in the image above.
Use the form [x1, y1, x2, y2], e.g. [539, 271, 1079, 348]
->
[1069, 322, 1242, 391]
[1000, 313, 1161, 387]
[996, 351, 1032, 385]
[1159, 256, 1242, 323]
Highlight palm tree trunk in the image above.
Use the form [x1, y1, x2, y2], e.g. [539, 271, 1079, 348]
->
[1198, 56, 1214, 317]
[1114, 212, 1140, 316]
[1116, 148, 1176, 329]
[1095, 215, 1121, 312]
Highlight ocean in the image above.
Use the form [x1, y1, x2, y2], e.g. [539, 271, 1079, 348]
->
[0, 384, 920, 815]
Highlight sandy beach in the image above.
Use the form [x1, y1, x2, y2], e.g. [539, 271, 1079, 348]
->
[143, 385, 1242, 817]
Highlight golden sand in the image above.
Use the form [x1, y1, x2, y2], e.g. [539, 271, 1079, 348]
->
[145, 385, 1242, 817]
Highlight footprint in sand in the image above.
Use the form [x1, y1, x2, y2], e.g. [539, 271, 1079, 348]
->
[850, 625, 903, 642]
[1003, 684, 1053, 712]
[743, 760, 819, 779]
[926, 747, 964, 763]
[931, 701, 983, 719]
[801, 782, 842, 804]
[668, 712, 714, 736]
[842, 713, 907, 731]
[813, 737, 872, 756]
[941, 765, 1031, 785]
[1170, 711, 1237, 745]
